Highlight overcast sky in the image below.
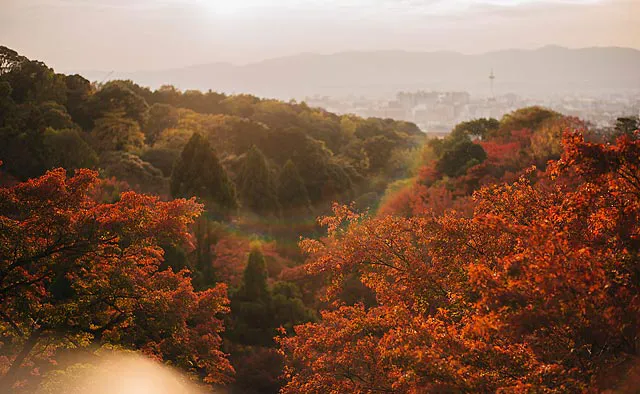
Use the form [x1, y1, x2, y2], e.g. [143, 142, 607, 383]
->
[1, 0, 638, 73]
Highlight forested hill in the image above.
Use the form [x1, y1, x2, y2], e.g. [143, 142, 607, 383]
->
[0, 44, 424, 392]
[78, 46, 640, 98]
[2, 43, 640, 393]
[0, 45, 423, 212]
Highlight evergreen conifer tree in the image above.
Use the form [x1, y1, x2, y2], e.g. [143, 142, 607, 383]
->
[230, 245, 274, 346]
[238, 145, 280, 216]
[277, 159, 311, 213]
[191, 218, 217, 290]
[238, 245, 271, 303]
[170, 132, 237, 217]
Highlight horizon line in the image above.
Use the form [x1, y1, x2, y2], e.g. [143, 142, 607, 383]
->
[56, 44, 640, 75]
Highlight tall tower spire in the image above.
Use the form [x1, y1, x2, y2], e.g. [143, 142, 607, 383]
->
[489, 68, 496, 100]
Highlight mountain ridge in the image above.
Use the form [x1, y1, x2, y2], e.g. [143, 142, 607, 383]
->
[76, 46, 640, 99]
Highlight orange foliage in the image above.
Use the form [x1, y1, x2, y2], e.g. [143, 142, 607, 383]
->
[0, 169, 233, 390]
[381, 129, 537, 218]
[213, 235, 251, 287]
[280, 132, 640, 392]
[213, 234, 295, 287]
[479, 140, 522, 165]
[377, 184, 415, 218]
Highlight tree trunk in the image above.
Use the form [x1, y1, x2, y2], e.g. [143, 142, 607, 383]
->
[0, 328, 42, 391]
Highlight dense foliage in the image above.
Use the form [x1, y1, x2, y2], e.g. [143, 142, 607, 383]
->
[1, 44, 638, 393]
[0, 168, 232, 391]
[0, 46, 421, 392]
[280, 131, 640, 393]
[0, 45, 422, 209]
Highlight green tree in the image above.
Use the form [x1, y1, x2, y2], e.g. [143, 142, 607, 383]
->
[170, 132, 238, 217]
[531, 116, 583, 166]
[436, 139, 487, 178]
[191, 218, 218, 291]
[140, 147, 179, 177]
[451, 118, 500, 139]
[221, 94, 259, 118]
[262, 128, 342, 204]
[613, 116, 639, 139]
[0, 46, 27, 76]
[145, 103, 179, 144]
[498, 106, 561, 137]
[63, 74, 93, 130]
[277, 159, 311, 213]
[0, 101, 83, 180]
[181, 89, 226, 114]
[152, 84, 182, 106]
[355, 118, 385, 140]
[340, 139, 370, 175]
[1, 60, 67, 104]
[323, 161, 354, 203]
[239, 246, 270, 302]
[36, 101, 77, 130]
[0, 126, 44, 180]
[363, 135, 395, 173]
[91, 111, 145, 153]
[238, 145, 280, 216]
[42, 128, 98, 171]
[89, 81, 149, 127]
[271, 281, 316, 333]
[230, 246, 274, 346]
[153, 127, 193, 152]
[99, 151, 166, 195]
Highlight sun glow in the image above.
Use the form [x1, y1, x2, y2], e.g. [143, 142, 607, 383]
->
[38, 351, 204, 394]
[198, 0, 265, 16]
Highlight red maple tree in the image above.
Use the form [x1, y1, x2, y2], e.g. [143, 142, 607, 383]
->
[279, 132, 640, 392]
[0, 168, 233, 391]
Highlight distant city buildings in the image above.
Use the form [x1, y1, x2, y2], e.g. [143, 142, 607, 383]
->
[304, 90, 640, 134]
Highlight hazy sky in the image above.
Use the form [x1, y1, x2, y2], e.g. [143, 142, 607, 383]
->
[2, 0, 638, 72]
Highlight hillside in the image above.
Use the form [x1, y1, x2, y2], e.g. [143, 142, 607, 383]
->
[2, 42, 640, 393]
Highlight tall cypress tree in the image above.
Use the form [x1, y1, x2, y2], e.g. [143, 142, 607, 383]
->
[191, 218, 217, 290]
[278, 159, 311, 213]
[238, 246, 271, 303]
[238, 145, 280, 216]
[170, 132, 237, 217]
[230, 245, 274, 346]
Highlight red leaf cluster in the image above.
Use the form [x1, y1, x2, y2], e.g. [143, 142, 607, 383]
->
[0, 168, 233, 390]
[280, 133, 640, 392]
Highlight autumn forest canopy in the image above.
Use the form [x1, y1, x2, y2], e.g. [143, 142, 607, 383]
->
[1, 45, 640, 393]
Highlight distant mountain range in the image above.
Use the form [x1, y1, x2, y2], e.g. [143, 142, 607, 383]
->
[80, 46, 640, 99]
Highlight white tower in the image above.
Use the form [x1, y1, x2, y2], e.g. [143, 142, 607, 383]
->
[489, 69, 496, 101]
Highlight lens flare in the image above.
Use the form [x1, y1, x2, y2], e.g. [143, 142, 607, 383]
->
[37, 351, 207, 394]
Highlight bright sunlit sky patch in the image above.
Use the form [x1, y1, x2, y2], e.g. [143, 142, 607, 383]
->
[1, 0, 638, 72]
